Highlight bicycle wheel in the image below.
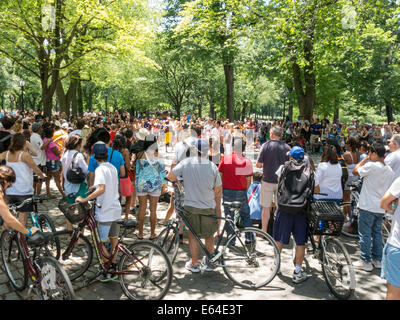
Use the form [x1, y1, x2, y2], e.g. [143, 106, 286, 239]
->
[37, 213, 61, 259]
[321, 237, 356, 300]
[118, 240, 172, 300]
[0, 230, 28, 291]
[222, 227, 280, 289]
[52, 230, 93, 281]
[155, 225, 180, 264]
[37, 256, 76, 300]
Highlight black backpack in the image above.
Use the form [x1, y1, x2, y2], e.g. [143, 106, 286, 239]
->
[277, 159, 314, 214]
[66, 151, 86, 184]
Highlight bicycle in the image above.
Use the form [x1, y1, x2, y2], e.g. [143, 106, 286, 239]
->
[341, 180, 361, 239]
[53, 194, 173, 300]
[157, 179, 281, 290]
[294, 200, 356, 300]
[0, 227, 75, 300]
[5, 196, 61, 259]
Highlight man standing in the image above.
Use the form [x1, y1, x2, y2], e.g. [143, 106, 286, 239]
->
[380, 177, 400, 299]
[353, 142, 395, 271]
[385, 134, 400, 178]
[167, 138, 222, 273]
[310, 118, 322, 153]
[219, 136, 253, 244]
[256, 126, 290, 233]
[30, 122, 47, 196]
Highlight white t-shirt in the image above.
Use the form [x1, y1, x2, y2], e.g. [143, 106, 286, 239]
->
[30, 132, 47, 166]
[314, 162, 343, 200]
[93, 162, 122, 222]
[61, 150, 88, 180]
[386, 177, 400, 248]
[358, 162, 395, 213]
[384, 149, 400, 179]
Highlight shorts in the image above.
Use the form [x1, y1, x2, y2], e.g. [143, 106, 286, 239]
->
[137, 190, 161, 197]
[7, 194, 34, 212]
[183, 206, 218, 238]
[97, 221, 121, 242]
[310, 134, 320, 145]
[66, 182, 88, 204]
[273, 208, 308, 245]
[33, 165, 47, 182]
[381, 243, 400, 288]
[46, 160, 60, 172]
[260, 181, 278, 208]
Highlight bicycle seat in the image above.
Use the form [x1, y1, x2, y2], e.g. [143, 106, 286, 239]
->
[224, 201, 242, 209]
[26, 232, 53, 247]
[116, 219, 138, 229]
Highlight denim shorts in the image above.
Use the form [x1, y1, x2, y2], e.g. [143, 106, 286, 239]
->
[46, 160, 60, 172]
[381, 243, 400, 288]
[273, 208, 308, 245]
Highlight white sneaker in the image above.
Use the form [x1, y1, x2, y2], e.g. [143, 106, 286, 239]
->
[354, 260, 373, 272]
[201, 256, 214, 272]
[292, 270, 308, 284]
[372, 259, 382, 269]
[185, 260, 200, 273]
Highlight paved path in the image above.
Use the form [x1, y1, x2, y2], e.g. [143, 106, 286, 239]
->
[0, 145, 387, 300]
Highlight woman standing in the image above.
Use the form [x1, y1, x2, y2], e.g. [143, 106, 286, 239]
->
[0, 134, 46, 226]
[43, 126, 66, 199]
[61, 135, 88, 230]
[342, 137, 360, 216]
[112, 134, 135, 220]
[135, 131, 166, 240]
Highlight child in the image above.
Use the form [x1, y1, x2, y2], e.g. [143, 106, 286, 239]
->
[76, 143, 121, 282]
[247, 172, 263, 229]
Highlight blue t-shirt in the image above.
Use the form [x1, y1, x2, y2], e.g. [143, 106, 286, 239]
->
[88, 147, 125, 176]
[311, 124, 322, 135]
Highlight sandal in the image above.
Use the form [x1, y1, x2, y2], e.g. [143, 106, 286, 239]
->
[149, 234, 158, 241]
[136, 234, 144, 240]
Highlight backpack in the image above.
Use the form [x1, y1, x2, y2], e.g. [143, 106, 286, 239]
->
[337, 155, 348, 191]
[0, 133, 12, 154]
[66, 151, 86, 184]
[277, 159, 314, 214]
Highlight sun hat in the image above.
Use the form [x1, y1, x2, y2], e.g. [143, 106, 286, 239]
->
[136, 128, 150, 141]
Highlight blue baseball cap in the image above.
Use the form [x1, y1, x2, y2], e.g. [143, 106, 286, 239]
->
[92, 142, 108, 158]
[288, 146, 304, 159]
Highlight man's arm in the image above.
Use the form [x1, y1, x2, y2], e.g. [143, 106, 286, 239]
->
[352, 155, 369, 176]
[166, 170, 178, 182]
[256, 162, 263, 169]
[381, 190, 397, 212]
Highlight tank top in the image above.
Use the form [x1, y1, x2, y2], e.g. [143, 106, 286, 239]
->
[346, 152, 357, 178]
[6, 151, 34, 196]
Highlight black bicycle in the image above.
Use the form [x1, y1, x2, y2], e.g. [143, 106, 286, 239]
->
[157, 179, 281, 289]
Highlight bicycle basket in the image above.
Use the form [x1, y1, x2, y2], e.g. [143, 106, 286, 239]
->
[308, 201, 345, 236]
[58, 198, 89, 224]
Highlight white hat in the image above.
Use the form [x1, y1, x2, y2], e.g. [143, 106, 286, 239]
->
[61, 123, 69, 129]
[136, 128, 150, 141]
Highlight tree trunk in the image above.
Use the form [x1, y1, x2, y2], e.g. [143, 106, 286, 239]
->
[333, 108, 339, 123]
[241, 101, 248, 121]
[77, 80, 83, 116]
[56, 79, 68, 115]
[223, 64, 234, 121]
[385, 98, 394, 123]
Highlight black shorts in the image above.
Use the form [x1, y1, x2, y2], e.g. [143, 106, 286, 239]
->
[7, 195, 34, 212]
[33, 165, 47, 182]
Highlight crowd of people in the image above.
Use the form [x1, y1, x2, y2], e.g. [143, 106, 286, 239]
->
[0, 108, 399, 299]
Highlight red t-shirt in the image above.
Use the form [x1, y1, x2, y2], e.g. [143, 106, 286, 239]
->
[110, 130, 116, 142]
[218, 152, 253, 190]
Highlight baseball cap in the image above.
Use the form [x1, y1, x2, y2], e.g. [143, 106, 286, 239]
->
[92, 143, 108, 159]
[196, 138, 209, 155]
[31, 122, 42, 132]
[288, 146, 305, 159]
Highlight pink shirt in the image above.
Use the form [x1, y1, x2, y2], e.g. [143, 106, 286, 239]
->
[43, 138, 60, 161]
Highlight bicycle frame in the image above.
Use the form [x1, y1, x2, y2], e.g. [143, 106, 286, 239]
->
[63, 205, 148, 276]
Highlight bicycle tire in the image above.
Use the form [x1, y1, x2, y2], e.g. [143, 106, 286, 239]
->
[321, 237, 356, 300]
[0, 230, 28, 291]
[52, 230, 93, 281]
[222, 227, 280, 289]
[118, 240, 172, 300]
[37, 256, 76, 300]
[155, 225, 180, 264]
[37, 213, 61, 259]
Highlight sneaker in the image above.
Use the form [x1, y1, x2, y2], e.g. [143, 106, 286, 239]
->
[372, 259, 382, 269]
[201, 256, 214, 272]
[99, 273, 117, 283]
[354, 260, 373, 272]
[185, 260, 200, 273]
[292, 270, 308, 284]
